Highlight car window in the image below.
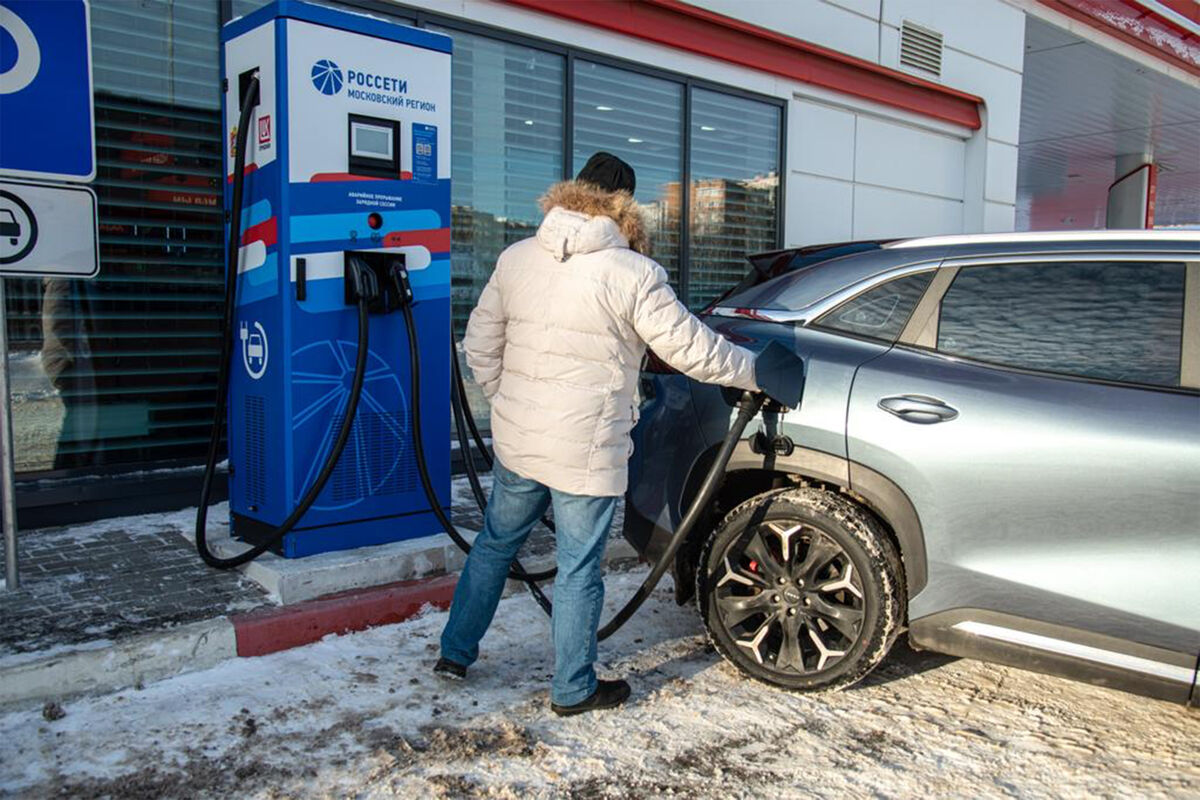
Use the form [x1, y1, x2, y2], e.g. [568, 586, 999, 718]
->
[813, 271, 933, 343]
[937, 261, 1185, 387]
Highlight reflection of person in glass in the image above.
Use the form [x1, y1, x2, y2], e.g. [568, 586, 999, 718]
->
[437, 153, 762, 716]
[41, 278, 98, 470]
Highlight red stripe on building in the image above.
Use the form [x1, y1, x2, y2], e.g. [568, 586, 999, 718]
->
[241, 216, 277, 247]
[1038, 0, 1200, 75]
[382, 227, 452, 252]
[230, 573, 458, 658]
[504, 0, 982, 129]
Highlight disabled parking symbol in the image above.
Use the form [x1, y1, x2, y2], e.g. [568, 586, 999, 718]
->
[0, 189, 38, 265]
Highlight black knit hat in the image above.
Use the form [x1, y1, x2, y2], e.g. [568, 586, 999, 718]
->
[576, 151, 636, 194]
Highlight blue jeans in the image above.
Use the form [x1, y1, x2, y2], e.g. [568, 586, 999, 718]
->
[440, 460, 618, 706]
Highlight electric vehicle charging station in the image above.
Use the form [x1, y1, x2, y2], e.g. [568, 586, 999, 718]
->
[217, 2, 452, 559]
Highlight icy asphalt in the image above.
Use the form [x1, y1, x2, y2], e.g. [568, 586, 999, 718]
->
[1, 568, 1197, 799]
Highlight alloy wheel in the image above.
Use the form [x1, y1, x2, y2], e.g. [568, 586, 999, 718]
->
[712, 520, 865, 675]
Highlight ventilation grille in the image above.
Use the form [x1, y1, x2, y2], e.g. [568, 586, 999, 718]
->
[330, 411, 417, 503]
[244, 396, 266, 508]
[900, 20, 943, 78]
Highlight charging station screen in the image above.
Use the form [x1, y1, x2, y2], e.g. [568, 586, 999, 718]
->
[351, 122, 392, 159]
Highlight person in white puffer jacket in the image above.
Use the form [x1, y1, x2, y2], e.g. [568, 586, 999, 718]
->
[437, 153, 761, 716]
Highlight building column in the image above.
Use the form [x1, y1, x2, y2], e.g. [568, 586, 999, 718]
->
[1106, 153, 1157, 229]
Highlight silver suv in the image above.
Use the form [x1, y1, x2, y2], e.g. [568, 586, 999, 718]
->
[624, 231, 1199, 704]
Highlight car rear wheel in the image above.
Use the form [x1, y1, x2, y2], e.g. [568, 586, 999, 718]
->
[697, 487, 904, 691]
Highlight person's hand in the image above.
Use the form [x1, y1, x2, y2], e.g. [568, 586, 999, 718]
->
[754, 340, 805, 409]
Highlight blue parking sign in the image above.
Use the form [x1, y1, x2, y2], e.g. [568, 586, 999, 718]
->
[0, 0, 95, 182]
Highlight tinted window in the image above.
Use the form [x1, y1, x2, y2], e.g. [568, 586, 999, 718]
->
[938, 262, 1185, 387]
[815, 272, 933, 342]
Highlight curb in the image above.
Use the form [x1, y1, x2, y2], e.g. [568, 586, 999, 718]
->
[0, 571, 459, 710]
[0, 618, 238, 709]
[0, 538, 641, 710]
[231, 573, 459, 657]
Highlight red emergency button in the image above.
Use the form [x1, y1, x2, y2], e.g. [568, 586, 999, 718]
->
[367, 212, 383, 230]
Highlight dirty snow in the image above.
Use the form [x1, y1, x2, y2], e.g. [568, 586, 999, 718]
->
[1, 568, 1197, 799]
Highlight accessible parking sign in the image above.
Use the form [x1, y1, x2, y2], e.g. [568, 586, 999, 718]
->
[0, 0, 95, 183]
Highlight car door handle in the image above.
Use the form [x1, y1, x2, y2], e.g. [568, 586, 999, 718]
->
[878, 394, 959, 424]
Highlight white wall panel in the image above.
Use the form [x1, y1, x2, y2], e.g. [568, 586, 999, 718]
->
[822, 0, 881, 20]
[880, 0, 1027, 72]
[789, 173, 854, 245]
[855, 117, 966, 199]
[880, 25, 1025, 146]
[853, 184, 963, 238]
[683, 0, 880, 62]
[985, 140, 1019, 205]
[790, 99, 856, 181]
[984, 200, 1016, 232]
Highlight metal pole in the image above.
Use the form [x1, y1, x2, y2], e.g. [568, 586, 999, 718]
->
[0, 278, 18, 591]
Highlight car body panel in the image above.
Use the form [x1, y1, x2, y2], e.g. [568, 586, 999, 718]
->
[697, 320, 891, 461]
[848, 344, 1200, 658]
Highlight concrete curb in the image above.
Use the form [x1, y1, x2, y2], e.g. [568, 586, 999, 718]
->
[0, 571, 456, 710]
[0, 538, 642, 709]
[0, 618, 238, 709]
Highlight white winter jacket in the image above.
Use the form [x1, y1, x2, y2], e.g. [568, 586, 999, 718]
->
[463, 181, 760, 497]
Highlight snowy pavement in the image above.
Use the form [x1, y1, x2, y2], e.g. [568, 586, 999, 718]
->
[2, 567, 1197, 799]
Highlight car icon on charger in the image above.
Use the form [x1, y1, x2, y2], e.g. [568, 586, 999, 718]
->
[0, 209, 20, 245]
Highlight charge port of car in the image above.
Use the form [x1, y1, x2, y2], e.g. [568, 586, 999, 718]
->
[750, 431, 794, 457]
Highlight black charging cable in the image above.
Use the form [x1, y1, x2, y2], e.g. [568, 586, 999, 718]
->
[449, 347, 556, 582]
[391, 264, 553, 614]
[195, 74, 376, 569]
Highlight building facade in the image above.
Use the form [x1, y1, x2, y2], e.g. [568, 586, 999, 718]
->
[6, 0, 1198, 522]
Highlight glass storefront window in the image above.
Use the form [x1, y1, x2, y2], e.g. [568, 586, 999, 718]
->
[92, 0, 220, 109]
[9, 0, 224, 474]
[436, 29, 565, 339]
[688, 88, 781, 308]
[573, 61, 684, 288]
[431, 27, 565, 424]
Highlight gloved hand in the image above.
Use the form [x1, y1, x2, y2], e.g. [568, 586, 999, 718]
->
[754, 340, 806, 409]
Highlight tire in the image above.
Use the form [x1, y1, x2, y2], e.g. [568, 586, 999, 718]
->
[697, 487, 905, 691]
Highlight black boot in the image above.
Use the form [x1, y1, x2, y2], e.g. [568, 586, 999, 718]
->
[551, 679, 631, 717]
[433, 657, 467, 681]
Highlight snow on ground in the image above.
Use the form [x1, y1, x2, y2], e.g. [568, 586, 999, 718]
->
[2, 567, 1197, 799]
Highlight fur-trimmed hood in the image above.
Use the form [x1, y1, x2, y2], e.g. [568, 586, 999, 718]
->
[536, 180, 650, 259]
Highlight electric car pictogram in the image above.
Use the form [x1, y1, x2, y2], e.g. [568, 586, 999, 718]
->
[291, 338, 407, 511]
[625, 230, 1200, 703]
[310, 59, 343, 95]
[0, 209, 19, 245]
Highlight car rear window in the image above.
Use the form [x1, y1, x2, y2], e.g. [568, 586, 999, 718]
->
[813, 271, 933, 343]
[937, 261, 1186, 387]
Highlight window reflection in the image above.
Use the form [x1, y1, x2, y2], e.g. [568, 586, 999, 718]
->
[688, 89, 780, 308]
[435, 28, 565, 423]
[938, 262, 1186, 387]
[573, 61, 684, 287]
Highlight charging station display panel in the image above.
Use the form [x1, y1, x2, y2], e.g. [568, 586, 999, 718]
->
[348, 115, 400, 177]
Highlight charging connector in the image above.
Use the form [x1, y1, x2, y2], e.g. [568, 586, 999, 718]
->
[345, 252, 407, 313]
[238, 68, 261, 110]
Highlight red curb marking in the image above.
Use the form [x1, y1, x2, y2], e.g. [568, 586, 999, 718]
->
[230, 573, 459, 658]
